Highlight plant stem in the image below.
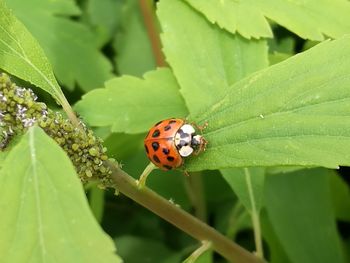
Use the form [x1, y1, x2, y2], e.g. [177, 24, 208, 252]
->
[139, 0, 166, 67]
[108, 162, 264, 263]
[183, 240, 212, 263]
[244, 168, 264, 259]
[137, 161, 157, 188]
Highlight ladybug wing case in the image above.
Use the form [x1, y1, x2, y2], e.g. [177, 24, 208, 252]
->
[144, 118, 185, 170]
[144, 138, 183, 170]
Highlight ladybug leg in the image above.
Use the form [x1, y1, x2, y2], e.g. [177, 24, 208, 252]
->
[192, 121, 208, 134]
[137, 162, 157, 189]
[183, 169, 190, 177]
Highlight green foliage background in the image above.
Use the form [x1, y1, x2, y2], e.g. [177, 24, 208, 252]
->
[1, 0, 350, 262]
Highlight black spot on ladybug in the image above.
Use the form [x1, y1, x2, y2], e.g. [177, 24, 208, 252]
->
[154, 120, 163, 127]
[153, 154, 160, 163]
[163, 164, 173, 170]
[167, 156, 175, 162]
[145, 145, 149, 154]
[162, 148, 170, 155]
[164, 125, 171, 131]
[152, 129, 160, 138]
[152, 142, 159, 151]
[169, 120, 177, 124]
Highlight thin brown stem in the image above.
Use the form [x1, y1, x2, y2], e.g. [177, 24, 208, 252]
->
[139, 0, 166, 67]
[108, 162, 264, 263]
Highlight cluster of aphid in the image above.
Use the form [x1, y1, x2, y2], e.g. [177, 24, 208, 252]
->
[0, 73, 114, 187]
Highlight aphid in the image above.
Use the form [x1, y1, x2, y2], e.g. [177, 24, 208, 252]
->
[144, 118, 207, 170]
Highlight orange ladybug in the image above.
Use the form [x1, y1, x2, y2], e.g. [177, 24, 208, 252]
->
[144, 118, 207, 170]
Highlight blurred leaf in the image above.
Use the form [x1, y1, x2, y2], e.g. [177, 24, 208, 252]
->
[330, 172, 350, 222]
[221, 168, 264, 257]
[114, 0, 156, 76]
[89, 184, 105, 223]
[269, 52, 293, 65]
[265, 168, 345, 263]
[115, 235, 182, 263]
[260, 211, 291, 263]
[104, 133, 145, 160]
[186, 37, 350, 171]
[0, 126, 121, 263]
[268, 37, 295, 54]
[75, 68, 188, 133]
[86, 0, 123, 43]
[158, 0, 268, 117]
[0, 0, 65, 103]
[223, 202, 252, 239]
[185, 0, 350, 40]
[6, 0, 113, 91]
[221, 168, 265, 213]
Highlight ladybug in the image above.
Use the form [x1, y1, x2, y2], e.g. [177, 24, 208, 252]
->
[144, 118, 207, 170]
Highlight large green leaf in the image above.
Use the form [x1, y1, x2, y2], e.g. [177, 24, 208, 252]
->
[75, 68, 188, 133]
[158, 0, 268, 116]
[186, 36, 350, 171]
[265, 168, 345, 263]
[0, 126, 121, 263]
[185, 0, 350, 40]
[0, 0, 65, 102]
[330, 172, 350, 222]
[6, 0, 113, 91]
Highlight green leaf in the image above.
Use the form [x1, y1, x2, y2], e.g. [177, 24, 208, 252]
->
[75, 68, 188, 133]
[265, 168, 345, 263]
[115, 235, 182, 263]
[0, 0, 65, 103]
[330, 172, 350, 222]
[88, 184, 105, 223]
[158, 0, 268, 117]
[0, 126, 121, 263]
[113, 0, 156, 76]
[221, 168, 265, 213]
[186, 36, 350, 171]
[6, 0, 113, 91]
[185, 0, 350, 40]
[184, 0, 272, 39]
[86, 0, 123, 42]
[260, 211, 291, 263]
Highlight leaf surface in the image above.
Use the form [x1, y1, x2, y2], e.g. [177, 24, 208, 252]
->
[6, 0, 113, 91]
[185, 0, 350, 40]
[158, 0, 268, 116]
[186, 37, 350, 171]
[265, 168, 345, 263]
[75, 68, 188, 133]
[0, 126, 121, 263]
